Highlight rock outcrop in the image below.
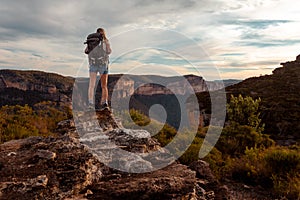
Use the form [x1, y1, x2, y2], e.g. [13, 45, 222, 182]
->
[0, 134, 104, 200]
[0, 110, 230, 200]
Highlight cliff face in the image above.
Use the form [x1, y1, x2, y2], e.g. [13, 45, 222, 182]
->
[134, 75, 228, 96]
[0, 70, 227, 105]
[0, 110, 231, 200]
[108, 75, 135, 99]
[0, 70, 237, 108]
[0, 70, 74, 107]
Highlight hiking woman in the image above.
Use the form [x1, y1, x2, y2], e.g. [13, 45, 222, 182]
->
[88, 28, 112, 110]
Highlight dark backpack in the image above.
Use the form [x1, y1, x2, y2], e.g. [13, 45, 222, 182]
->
[84, 33, 107, 66]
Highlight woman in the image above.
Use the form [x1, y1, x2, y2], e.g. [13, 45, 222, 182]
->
[88, 27, 112, 110]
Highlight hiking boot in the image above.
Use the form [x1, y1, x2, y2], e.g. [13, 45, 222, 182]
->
[99, 102, 109, 110]
[88, 102, 95, 110]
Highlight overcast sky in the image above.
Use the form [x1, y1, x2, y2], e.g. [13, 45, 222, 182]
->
[0, 0, 299, 80]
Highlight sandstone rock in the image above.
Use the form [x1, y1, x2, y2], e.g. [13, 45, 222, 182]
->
[34, 150, 56, 160]
[31, 175, 48, 188]
[190, 160, 232, 200]
[0, 135, 105, 200]
[0, 110, 227, 200]
[189, 160, 216, 182]
[88, 163, 197, 200]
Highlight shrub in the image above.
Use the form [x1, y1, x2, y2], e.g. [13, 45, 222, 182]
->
[215, 95, 275, 156]
[178, 136, 203, 165]
[153, 124, 177, 146]
[227, 94, 264, 133]
[216, 125, 274, 156]
[264, 148, 300, 175]
[224, 146, 300, 199]
[0, 102, 70, 143]
[265, 147, 300, 199]
[271, 173, 300, 199]
[127, 109, 150, 126]
[229, 146, 272, 186]
[202, 147, 225, 179]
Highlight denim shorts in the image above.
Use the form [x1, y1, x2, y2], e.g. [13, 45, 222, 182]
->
[89, 64, 108, 74]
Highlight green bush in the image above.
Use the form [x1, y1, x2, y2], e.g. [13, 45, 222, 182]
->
[227, 94, 264, 133]
[225, 146, 300, 199]
[127, 109, 150, 126]
[264, 147, 300, 199]
[216, 125, 274, 156]
[215, 95, 274, 156]
[1, 123, 39, 142]
[178, 136, 203, 165]
[271, 173, 300, 199]
[229, 146, 272, 186]
[264, 148, 300, 175]
[202, 147, 225, 179]
[0, 102, 71, 143]
[153, 124, 177, 146]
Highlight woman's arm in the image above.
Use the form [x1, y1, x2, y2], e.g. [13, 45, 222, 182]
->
[105, 40, 112, 55]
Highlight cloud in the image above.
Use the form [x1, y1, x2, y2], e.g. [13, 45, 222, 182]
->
[235, 39, 300, 48]
[1, 0, 265, 40]
[134, 0, 197, 8]
[219, 53, 246, 57]
[220, 19, 291, 29]
[0, 0, 300, 80]
[225, 60, 279, 68]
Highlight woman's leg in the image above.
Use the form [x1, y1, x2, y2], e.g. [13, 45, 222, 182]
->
[88, 72, 97, 104]
[100, 74, 108, 104]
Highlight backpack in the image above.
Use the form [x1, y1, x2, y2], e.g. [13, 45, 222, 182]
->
[84, 32, 107, 66]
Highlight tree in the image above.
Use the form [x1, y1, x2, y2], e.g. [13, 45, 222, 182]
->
[215, 95, 273, 156]
[227, 94, 264, 133]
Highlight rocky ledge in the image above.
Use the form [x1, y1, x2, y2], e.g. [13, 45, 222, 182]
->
[0, 110, 230, 200]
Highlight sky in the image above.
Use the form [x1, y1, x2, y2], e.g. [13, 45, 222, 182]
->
[0, 0, 300, 80]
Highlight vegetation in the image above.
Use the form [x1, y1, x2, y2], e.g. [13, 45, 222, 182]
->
[124, 95, 299, 199]
[226, 146, 300, 199]
[225, 60, 300, 140]
[216, 95, 274, 156]
[211, 95, 299, 199]
[0, 102, 71, 143]
[226, 94, 264, 133]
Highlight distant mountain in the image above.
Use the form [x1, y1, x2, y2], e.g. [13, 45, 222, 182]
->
[0, 70, 74, 107]
[0, 70, 239, 107]
[104, 74, 240, 97]
[226, 55, 300, 143]
[215, 79, 242, 87]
